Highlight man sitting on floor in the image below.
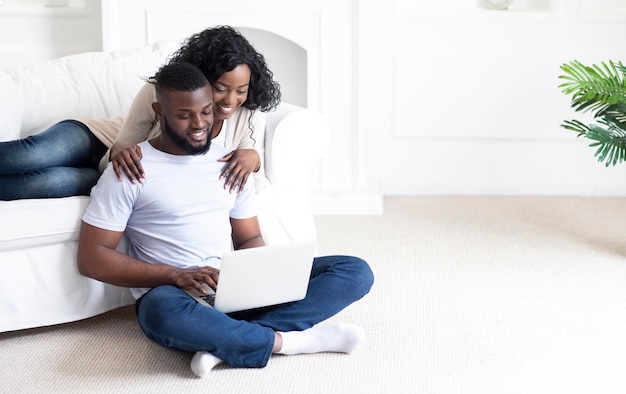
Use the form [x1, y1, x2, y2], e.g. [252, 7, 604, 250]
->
[77, 61, 374, 377]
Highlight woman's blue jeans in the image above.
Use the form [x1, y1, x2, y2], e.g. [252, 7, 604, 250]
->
[135, 255, 374, 368]
[0, 120, 107, 200]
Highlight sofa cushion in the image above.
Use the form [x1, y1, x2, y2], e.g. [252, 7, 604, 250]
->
[0, 197, 89, 251]
[1, 41, 178, 139]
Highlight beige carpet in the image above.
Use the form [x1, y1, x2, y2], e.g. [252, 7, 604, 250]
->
[2, 196, 626, 393]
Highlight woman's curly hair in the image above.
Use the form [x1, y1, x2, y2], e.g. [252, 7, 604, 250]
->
[169, 25, 281, 112]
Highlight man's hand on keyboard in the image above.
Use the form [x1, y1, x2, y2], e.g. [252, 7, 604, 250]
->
[175, 266, 220, 294]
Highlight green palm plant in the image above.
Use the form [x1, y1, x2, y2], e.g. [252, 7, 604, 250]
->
[558, 60, 626, 166]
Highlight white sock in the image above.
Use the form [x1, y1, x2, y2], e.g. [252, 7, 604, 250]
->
[277, 322, 365, 356]
[190, 351, 223, 377]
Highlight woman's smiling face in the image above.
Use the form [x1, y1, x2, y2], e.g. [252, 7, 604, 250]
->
[212, 64, 251, 122]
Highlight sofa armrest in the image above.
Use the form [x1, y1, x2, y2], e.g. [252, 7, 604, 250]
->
[260, 103, 330, 245]
[264, 103, 330, 190]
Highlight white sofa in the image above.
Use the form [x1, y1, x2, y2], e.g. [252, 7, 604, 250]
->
[0, 43, 330, 333]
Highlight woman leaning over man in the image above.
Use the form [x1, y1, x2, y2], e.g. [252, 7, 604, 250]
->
[0, 25, 280, 201]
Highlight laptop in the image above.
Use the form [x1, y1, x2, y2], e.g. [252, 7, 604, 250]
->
[184, 240, 316, 313]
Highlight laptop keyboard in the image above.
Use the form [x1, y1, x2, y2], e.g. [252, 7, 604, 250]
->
[200, 293, 216, 307]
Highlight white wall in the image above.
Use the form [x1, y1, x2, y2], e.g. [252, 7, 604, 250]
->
[2, 0, 626, 214]
[0, 0, 102, 68]
[359, 0, 626, 201]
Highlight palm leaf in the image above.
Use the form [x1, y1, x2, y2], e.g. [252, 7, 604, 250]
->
[585, 123, 626, 166]
[559, 60, 626, 166]
[598, 102, 626, 125]
[558, 60, 626, 117]
[561, 119, 591, 137]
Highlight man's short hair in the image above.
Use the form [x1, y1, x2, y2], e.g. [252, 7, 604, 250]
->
[153, 62, 209, 94]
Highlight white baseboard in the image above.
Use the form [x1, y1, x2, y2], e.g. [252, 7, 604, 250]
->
[310, 192, 384, 215]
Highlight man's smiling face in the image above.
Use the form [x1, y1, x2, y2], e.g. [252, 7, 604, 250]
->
[157, 85, 214, 156]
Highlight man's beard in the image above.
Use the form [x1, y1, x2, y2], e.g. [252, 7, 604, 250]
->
[163, 115, 211, 155]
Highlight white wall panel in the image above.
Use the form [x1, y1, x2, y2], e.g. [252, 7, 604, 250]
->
[361, 0, 626, 199]
[0, 0, 101, 68]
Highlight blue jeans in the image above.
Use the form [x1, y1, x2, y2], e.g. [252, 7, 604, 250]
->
[0, 120, 107, 200]
[135, 255, 374, 368]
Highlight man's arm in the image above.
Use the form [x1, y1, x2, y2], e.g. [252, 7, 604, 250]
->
[230, 216, 265, 250]
[77, 221, 219, 292]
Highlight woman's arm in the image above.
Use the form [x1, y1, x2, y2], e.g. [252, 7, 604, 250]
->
[108, 83, 159, 182]
[116, 82, 158, 143]
[219, 109, 268, 193]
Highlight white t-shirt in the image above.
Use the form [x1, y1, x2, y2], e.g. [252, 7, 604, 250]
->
[83, 141, 257, 299]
